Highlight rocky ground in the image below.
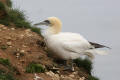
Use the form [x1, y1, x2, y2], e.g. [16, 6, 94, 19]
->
[0, 24, 89, 80]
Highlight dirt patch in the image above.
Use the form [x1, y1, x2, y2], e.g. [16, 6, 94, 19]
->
[0, 24, 90, 80]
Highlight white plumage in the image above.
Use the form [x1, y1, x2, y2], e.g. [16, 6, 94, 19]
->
[35, 17, 108, 60]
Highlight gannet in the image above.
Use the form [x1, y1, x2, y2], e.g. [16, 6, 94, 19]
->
[34, 17, 110, 71]
[34, 17, 109, 60]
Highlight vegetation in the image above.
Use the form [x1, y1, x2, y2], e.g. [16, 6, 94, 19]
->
[74, 58, 99, 80]
[30, 27, 41, 34]
[0, 70, 16, 80]
[6, 0, 12, 7]
[0, 58, 10, 66]
[0, 1, 6, 11]
[26, 62, 45, 73]
[88, 75, 99, 80]
[74, 58, 92, 75]
[0, 0, 41, 35]
[0, 45, 8, 50]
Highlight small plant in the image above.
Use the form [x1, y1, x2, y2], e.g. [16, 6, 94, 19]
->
[0, 58, 10, 66]
[26, 62, 45, 73]
[88, 75, 99, 80]
[30, 27, 41, 35]
[0, 2, 6, 11]
[1, 45, 8, 50]
[6, 0, 12, 7]
[0, 69, 16, 80]
[0, 0, 41, 35]
[74, 58, 92, 75]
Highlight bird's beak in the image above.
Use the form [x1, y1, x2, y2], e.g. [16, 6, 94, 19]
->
[34, 20, 50, 26]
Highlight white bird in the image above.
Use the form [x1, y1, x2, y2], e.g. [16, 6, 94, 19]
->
[34, 17, 109, 60]
[34, 17, 110, 71]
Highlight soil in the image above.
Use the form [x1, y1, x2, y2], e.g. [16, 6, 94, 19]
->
[0, 24, 89, 80]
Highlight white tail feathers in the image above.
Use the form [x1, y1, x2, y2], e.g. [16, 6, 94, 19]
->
[85, 49, 108, 55]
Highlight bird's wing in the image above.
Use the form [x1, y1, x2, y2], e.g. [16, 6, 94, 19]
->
[89, 41, 111, 49]
[52, 32, 92, 53]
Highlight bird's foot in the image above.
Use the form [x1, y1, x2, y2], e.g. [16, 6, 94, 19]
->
[63, 66, 75, 72]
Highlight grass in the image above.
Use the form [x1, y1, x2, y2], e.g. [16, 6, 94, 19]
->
[0, 1, 41, 35]
[0, 2, 6, 11]
[30, 27, 41, 35]
[6, 0, 12, 7]
[74, 58, 92, 75]
[26, 62, 45, 73]
[0, 58, 10, 66]
[88, 75, 99, 80]
[0, 69, 16, 80]
[0, 58, 20, 75]
[1, 45, 8, 50]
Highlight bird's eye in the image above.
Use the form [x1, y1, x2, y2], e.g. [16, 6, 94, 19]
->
[44, 20, 50, 24]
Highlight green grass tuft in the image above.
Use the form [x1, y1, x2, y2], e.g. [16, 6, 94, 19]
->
[8, 9, 32, 28]
[0, 70, 16, 80]
[30, 27, 41, 34]
[88, 75, 99, 80]
[0, 58, 10, 66]
[1, 45, 8, 50]
[6, 0, 12, 7]
[8, 9, 26, 21]
[0, 2, 6, 11]
[0, 1, 41, 35]
[26, 62, 45, 73]
[74, 58, 92, 75]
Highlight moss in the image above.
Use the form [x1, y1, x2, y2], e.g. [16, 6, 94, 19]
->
[74, 58, 92, 75]
[0, 58, 10, 66]
[8, 9, 26, 22]
[7, 9, 32, 28]
[6, 0, 12, 7]
[26, 62, 45, 73]
[88, 75, 99, 80]
[1, 45, 8, 50]
[0, 2, 6, 11]
[0, 17, 10, 26]
[0, 0, 41, 35]
[30, 27, 41, 35]
[0, 70, 16, 80]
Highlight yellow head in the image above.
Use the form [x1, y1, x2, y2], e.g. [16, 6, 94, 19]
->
[34, 17, 62, 34]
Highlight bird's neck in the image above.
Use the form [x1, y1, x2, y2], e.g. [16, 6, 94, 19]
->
[47, 25, 61, 34]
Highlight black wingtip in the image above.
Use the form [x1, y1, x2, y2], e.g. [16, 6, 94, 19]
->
[89, 41, 111, 49]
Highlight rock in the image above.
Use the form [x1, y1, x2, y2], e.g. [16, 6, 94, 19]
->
[34, 74, 44, 80]
[20, 50, 25, 53]
[2, 27, 7, 30]
[5, 36, 11, 40]
[46, 71, 55, 77]
[16, 53, 20, 56]
[60, 76, 73, 80]
[79, 77, 85, 80]
[6, 42, 12, 46]
[20, 34, 24, 39]
[20, 59, 25, 63]
[11, 28, 15, 30]
[46, 71, 60, 80]
[69, 74, 74, 78]
[25, 29, 31, 32]
[0, 24, 5, 28]
[22, 45, 27, 48]
[73, 71, 78, 75]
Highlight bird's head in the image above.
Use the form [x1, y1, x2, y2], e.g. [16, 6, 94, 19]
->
[34, 17, 62, 34]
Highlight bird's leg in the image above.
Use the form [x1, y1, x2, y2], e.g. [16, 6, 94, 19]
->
[63, 59, 74, 71]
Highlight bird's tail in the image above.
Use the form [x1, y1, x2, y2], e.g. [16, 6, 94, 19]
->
[85, 49, 108, 55]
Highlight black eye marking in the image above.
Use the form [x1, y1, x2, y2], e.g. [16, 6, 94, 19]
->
[44, 20, 50, 24]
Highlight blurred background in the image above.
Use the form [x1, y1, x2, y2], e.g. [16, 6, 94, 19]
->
[11, 0, 120, 80]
